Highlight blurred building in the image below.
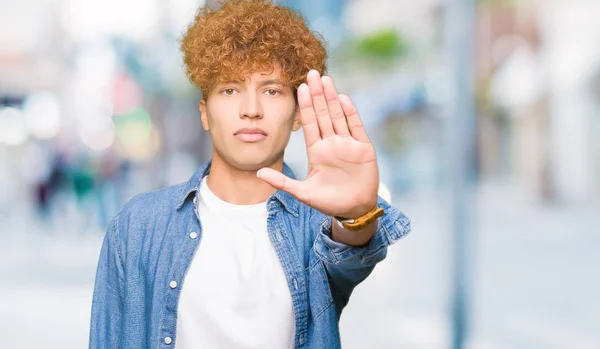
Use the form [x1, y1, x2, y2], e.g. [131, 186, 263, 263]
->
[476, 0, 600, 203]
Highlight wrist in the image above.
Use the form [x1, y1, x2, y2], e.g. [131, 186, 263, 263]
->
[335, 205, 384, 232]
[336, 198, 378, 220]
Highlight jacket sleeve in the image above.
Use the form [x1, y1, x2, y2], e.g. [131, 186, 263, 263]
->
[312, 196, 411, 316]
[89, 216, 125, 349]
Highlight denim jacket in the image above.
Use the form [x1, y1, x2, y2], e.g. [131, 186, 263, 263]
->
[90, 160, 411, 349]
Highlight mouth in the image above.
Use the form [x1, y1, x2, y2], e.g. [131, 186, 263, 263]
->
[234, 128, 267, 143]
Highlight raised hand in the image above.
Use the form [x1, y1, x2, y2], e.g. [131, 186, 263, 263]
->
[258, 70, 379, 219]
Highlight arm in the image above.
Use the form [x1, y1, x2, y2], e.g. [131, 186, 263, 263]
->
[312, 197, 411, 315]
[89, 217, 125, 349]
[255, 69, 412, 313]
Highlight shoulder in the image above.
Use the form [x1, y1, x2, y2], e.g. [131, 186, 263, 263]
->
[122, 182, 188, 218]
[109, 182, 191, 239]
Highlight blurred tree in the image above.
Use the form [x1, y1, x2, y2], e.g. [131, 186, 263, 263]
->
[355, 29, 408, 61]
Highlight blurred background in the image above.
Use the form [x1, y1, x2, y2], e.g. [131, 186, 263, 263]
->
[1, 0, 599, 348]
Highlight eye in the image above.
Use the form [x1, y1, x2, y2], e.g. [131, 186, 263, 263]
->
[264, 89, 281, 96]
[222, 88, 237, 96]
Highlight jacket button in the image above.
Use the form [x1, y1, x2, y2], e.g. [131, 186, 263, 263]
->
[164, 336, 172, 345]
[169, 281, 177, 289]
[190, 232, 198, 239]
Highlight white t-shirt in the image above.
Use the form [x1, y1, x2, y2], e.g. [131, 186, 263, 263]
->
[175, 177, 295, 349]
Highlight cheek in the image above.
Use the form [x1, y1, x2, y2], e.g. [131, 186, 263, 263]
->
[207, 105, 236, 132]
[268, 100, 296, 123]
[270, 116, 296, 145]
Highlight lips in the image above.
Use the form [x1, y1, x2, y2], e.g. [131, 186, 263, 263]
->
[234, 128, 267, 142]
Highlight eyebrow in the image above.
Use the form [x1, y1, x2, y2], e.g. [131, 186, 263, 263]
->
[256, 79, 286, 87]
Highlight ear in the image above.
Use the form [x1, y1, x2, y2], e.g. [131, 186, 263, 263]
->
[292, 107, 301, 132]
[199, 99, 209, 131]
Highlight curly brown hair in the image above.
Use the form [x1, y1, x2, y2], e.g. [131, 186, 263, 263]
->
[181, 0, 327, 99]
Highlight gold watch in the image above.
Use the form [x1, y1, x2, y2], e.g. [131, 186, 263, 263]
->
[335, 206, 384, 231]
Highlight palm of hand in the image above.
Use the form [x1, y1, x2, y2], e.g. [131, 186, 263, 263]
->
[258, 70, 379, 218]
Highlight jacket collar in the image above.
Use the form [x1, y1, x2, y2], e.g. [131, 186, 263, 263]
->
[176, 160, 300, 217]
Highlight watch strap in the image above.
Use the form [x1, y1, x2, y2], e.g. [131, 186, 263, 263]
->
[335, 206, 384, 231]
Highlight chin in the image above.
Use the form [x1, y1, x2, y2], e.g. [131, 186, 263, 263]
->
[214, 146, 284, 172]
[220, 155, 272, 172]
[231, 161, 265, 172]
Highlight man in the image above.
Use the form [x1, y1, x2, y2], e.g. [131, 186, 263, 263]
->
[90, 1, 411, 348]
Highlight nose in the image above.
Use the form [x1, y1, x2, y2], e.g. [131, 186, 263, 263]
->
[239, 92, 263, 119]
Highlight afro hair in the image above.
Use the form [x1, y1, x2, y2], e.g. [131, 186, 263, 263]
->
[181, 0, 327, 99]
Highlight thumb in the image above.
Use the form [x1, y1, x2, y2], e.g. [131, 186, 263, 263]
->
[257, 167, 307, 202]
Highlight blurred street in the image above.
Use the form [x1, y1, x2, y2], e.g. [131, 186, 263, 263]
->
[2, 182, 598, 349]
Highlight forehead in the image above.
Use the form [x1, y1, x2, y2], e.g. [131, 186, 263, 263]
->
[216, 63, 291, 86]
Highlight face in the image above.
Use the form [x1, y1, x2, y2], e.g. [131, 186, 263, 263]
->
[200, 64, 301, 171]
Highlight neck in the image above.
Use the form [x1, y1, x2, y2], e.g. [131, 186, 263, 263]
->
[205, 155, 283, 205]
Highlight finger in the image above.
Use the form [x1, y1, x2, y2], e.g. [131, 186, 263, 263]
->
[306, 70, 334, 138]
[257, 167, 308, 203]
[339, 94, 370, 143]
[321, 76, 349, 136]
[297, 83, 320, 148]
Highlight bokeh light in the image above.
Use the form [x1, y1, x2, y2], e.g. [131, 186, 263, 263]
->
[22, 92, 63, 140]
[0, 107, 29, 146]
[79, 115, 116, 151]
[114, 108, 161, 160]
